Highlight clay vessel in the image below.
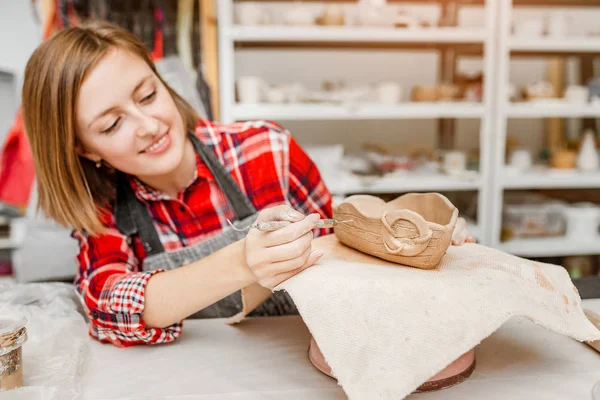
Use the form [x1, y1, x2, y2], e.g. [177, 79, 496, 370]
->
[333, 193, 458, 269]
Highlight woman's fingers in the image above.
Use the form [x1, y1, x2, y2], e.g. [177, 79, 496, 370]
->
[263, 249, 324, 289]
[256, 204, 305, 224]
[262, 213, 320, 247]
[264, 230, 314, 262]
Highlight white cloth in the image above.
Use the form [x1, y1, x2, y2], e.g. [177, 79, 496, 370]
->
[277, 236, 600, 400]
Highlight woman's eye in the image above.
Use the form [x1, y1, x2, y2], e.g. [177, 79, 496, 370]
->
[142, 90, 156, 102]
[101, 118, 120, 134]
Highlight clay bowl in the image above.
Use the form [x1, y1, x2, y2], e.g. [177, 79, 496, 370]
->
[308, 336, 476, 393]
[334, 193, 458, 269]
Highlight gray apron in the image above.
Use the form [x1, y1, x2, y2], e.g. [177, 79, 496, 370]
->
[114, 133, 297, 319]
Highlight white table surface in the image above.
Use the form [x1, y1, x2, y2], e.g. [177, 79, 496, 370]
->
[81, 299, 600, 400]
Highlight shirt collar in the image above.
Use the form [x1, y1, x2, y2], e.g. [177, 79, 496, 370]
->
[127, 150, 214, 202]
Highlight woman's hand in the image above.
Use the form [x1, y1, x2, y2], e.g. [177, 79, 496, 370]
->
[451, 217, 476, 246]
[244, 205, 323, 289]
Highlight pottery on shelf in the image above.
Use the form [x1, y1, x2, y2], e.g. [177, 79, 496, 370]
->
[333, 193, 459, 269]
[316, 5, 345, 26]
[509, 149, 533, 172]
[577, 129, 600, 171]
[236, 76, 267, 104]
[235, 3, 270, 26]
[523, 81, 556, 101]
[375, 81, 402, 104]
[564, 85, 589, 104]
[283, 7, 315, 26]
[551, 149, 577, 169]
[308, 337, 476, 392]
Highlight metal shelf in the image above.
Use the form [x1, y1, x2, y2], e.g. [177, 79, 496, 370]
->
[233, 102, 485, 121]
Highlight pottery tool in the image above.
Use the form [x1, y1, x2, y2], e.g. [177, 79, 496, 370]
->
[227, 218, 352, 232]
[584, 309, 600, 353]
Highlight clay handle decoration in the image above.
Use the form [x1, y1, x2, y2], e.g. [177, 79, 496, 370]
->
[333, 193, 458, 269]
[382, 209, 433, 256]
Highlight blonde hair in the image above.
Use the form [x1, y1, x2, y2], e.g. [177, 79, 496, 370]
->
[22, 21, 198, 235]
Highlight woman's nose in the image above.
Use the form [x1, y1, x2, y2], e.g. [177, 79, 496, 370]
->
[134, 112, 160, 138]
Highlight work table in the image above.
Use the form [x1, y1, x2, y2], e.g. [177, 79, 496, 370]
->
[80, 299, 600, 399]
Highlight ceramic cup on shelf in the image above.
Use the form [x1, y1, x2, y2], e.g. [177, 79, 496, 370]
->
[509, 149, 532, 172]
[237, 76, 267, 104]
[236, 2, 267, 26]
[443, 151, 467, 176]
[513, 19, 545, 38]
[547, 11, 568, 38]
[376, 82, 402, 104]
[283, 7, 315, 26]
[565, 203, 600, 240]
[564, 85, 589, 104]
[266, 86, 288, 104]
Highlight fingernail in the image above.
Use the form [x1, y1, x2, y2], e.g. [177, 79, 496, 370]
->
[314, 249, 324, 258]
[289, 210, 304, 219]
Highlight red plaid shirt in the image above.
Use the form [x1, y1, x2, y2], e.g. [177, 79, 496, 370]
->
[73, 119, 333, 347]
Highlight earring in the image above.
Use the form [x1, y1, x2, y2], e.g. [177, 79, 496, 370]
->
[95, 160, 102, 168]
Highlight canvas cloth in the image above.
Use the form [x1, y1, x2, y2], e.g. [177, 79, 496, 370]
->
[267, 234, 600, 400]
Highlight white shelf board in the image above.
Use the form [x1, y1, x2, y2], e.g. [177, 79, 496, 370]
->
[502, 169, 600, 189]
[499, 236, 600, 257]
[233, 102, 485, 121]
[509, 37, 600, 53]
[230, 26, 487, 44]
[508, 102, 600, 118]
[324, 172, 481, 195]
[0, 238, 16, 250]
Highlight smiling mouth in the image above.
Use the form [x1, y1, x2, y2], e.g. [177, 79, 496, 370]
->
[140, 131, 168, 153]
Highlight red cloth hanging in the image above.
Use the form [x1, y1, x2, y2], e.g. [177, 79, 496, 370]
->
[0, 109, 35, 208]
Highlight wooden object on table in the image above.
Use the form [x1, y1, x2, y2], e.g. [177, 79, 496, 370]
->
[333, 193, 458, 269]
[200, 0, 219, 120]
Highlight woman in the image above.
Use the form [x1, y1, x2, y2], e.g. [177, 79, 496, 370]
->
[22, 22, 473, 347]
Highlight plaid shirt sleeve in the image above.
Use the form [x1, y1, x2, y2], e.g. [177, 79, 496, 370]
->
[284, 131, 334, 237]
[72, 216, 182, 347]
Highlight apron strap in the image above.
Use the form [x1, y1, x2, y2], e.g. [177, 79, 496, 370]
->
[189, 133, 257, 220]
[115, 171, 165, 256]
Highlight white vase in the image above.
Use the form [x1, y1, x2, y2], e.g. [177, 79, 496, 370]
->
[577, 130, 600, 171]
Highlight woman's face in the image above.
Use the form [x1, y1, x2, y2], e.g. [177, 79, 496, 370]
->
[76, 49, 186, 178]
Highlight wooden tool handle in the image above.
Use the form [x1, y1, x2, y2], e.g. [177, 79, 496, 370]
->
[584, 309, 600, 354]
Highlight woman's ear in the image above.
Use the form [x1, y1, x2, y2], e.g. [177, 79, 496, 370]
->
[76, 144, 101, 163]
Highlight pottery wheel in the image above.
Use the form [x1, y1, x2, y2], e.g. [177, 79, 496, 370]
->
[308, 336, 476, 393]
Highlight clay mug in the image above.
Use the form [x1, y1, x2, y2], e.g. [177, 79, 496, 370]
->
[376, 82, 402, 104]
[237, 76, 267, 104]
[509, 149, 532, 172]
[236, 3, 266, 26]
[443, 151, 467, 176]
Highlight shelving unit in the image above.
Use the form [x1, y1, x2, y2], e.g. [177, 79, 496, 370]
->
[217, 0, 498, 245]
[233, 102, 485, 120]
[491, 0, 600, 260]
